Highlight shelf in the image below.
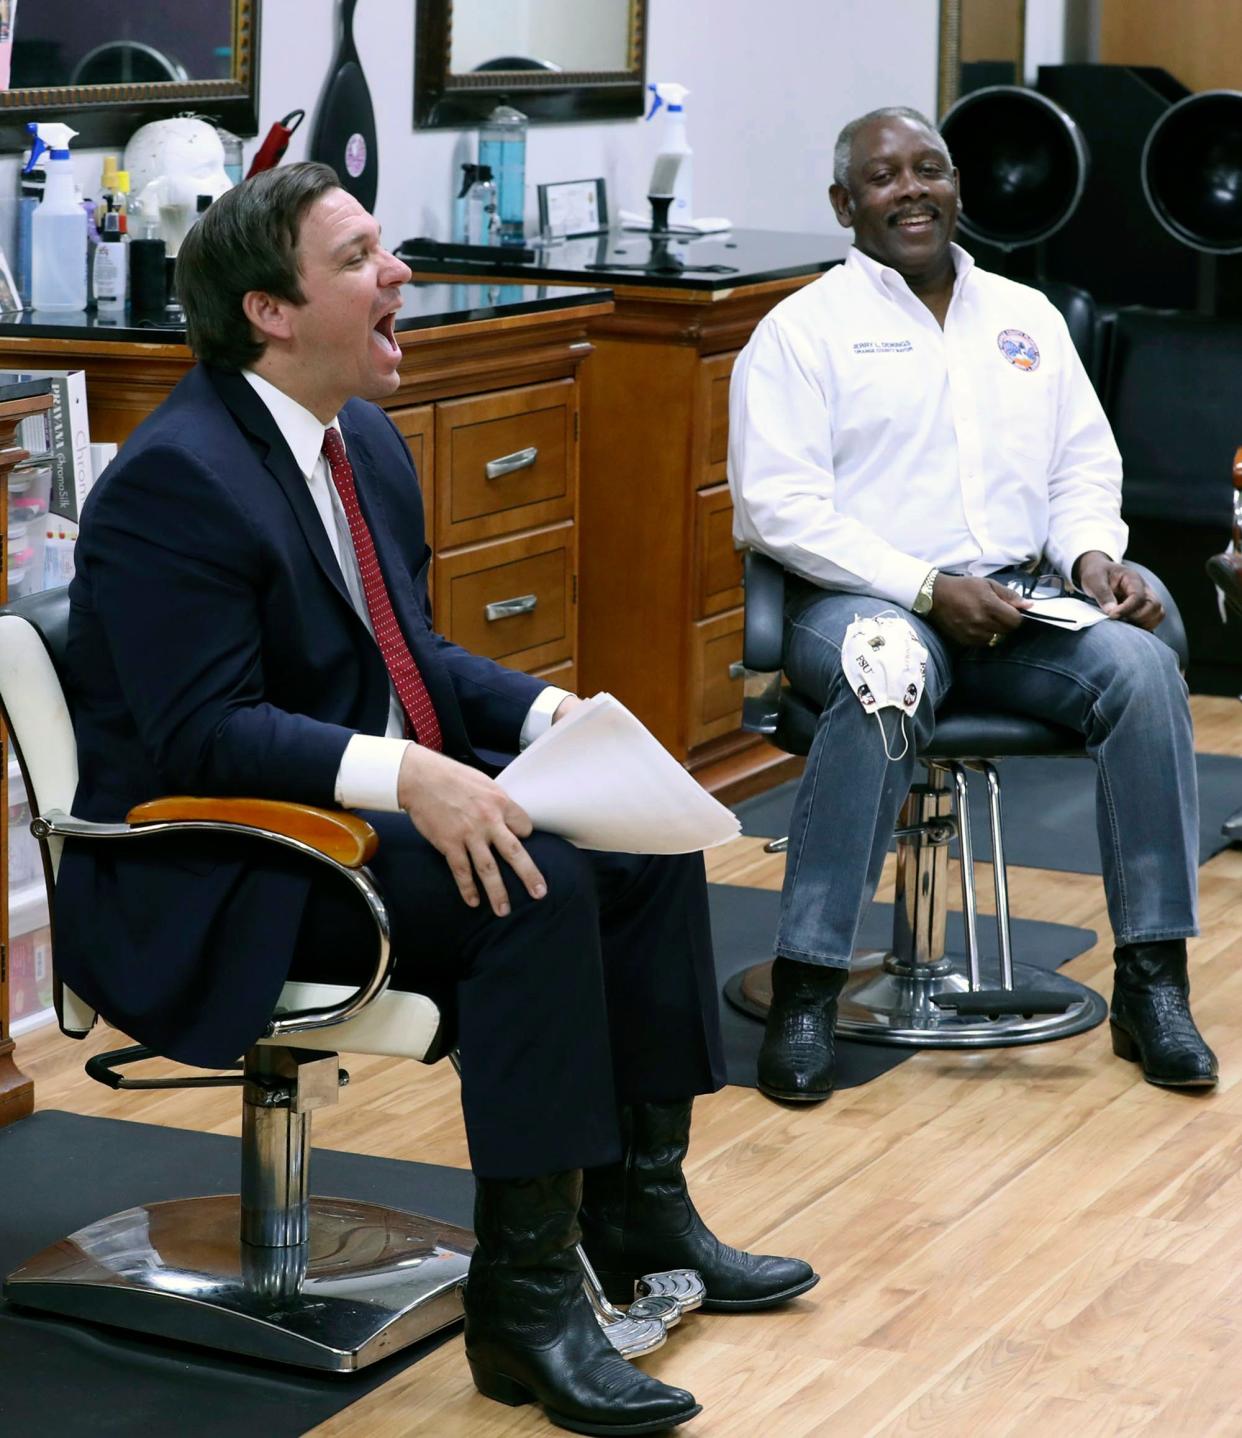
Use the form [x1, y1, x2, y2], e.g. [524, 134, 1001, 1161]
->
[10, 880, 48, 938]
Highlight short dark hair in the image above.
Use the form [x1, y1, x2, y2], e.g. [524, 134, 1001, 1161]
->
[176, 161, 341, 371]
[832, 107, 951, 189]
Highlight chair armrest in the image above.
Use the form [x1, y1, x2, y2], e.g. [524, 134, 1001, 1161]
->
[34, 801, 393, 1039]
[742, 549, 787, 672]
[127, 797, 378, 868]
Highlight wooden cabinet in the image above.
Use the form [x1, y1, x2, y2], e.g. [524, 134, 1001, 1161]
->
[0, 296, 606, 1124]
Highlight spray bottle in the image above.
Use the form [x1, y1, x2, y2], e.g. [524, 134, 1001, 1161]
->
[25, 123, 87, 312]
[645, 83, 693, 225]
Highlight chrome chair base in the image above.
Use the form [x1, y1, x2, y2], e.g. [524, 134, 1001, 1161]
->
[728, 954, 1107, 1049]
[4, 1193, 474, 1373]
[578, 1245, 705, 1357]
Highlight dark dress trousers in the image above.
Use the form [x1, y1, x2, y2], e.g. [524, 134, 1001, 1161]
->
[56, 365, 725, 1177]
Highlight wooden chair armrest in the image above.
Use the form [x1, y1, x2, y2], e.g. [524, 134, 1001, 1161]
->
[126, 797, 379, 868]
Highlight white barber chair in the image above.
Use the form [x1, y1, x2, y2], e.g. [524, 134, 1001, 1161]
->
[0, 590, 692, 1370]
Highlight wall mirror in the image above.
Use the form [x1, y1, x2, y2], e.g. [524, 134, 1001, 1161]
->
[938, 0, 1026, 118]
[0, 0, 259, 148]
[415, 0, 647, 126]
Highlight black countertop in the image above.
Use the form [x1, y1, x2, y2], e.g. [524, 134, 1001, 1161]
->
[0, 281, 614, 344]
[399, 228, 849, 292]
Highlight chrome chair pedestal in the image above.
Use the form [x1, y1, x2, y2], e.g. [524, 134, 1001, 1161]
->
[730, 765, 1106, 1048]
[6, 1194, 474, 1372]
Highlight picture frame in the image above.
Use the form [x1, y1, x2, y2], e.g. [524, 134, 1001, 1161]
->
[536, 177, 609, 238]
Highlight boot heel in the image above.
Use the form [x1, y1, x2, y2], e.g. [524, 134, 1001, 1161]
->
[468, 1363, 534, 1408]
[1110, 1021, 1140, 1062]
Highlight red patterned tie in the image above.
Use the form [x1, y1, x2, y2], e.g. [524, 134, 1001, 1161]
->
[322, 427, 443, 752]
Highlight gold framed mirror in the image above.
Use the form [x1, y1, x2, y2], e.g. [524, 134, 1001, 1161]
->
[0, 0, 260, 147]
[415, 0, 648, 127]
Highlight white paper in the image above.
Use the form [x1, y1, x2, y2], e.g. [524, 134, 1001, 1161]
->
[617, 207, 734, 234]
[499, 693, 740, 854]
[1022, 596, 1108, 631]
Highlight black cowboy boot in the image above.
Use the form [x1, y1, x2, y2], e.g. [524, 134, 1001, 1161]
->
[579, 1100, 819, 1313]
[1110, 940, 1218, 1089]
[464, 1169, 700, 1435]
[756, 958, 849, 1102]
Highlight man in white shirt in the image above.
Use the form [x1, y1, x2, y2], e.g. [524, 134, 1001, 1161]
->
[62, 164, 815, 1434]
[729, 107, 1215, 1102]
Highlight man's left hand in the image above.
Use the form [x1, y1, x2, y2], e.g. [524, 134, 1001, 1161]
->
[1074, 551, 1164, 630]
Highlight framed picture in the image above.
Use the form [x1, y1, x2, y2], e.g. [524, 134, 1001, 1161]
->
[536, 177, 609, 238]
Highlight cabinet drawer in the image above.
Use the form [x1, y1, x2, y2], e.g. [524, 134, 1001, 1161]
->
[434, 523, 574, 672]
[687, 607, 744, 748]
[692, 352, 737, 489]
[388, 403, 435, 540]
[695, 483, 744, 616]
[532, 656, 577, 696]
[435, 380, 574, 547]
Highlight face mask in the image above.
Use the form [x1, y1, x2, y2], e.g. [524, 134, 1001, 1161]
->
[840, 612, 928, 760]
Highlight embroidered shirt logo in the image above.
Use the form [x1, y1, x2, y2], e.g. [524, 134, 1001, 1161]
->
[997, 328, 1040, 371]
[853, 339, 914, 355]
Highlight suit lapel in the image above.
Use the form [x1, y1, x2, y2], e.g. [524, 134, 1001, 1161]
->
[206, 367, 357, 617]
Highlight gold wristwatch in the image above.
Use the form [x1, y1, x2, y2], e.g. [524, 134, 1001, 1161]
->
[911, 567, 939, 616]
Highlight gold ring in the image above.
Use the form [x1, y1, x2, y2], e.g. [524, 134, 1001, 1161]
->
[987, 632, 1003, 648]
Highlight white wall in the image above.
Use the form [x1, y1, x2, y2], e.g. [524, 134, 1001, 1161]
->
[3, 0, 940, 249]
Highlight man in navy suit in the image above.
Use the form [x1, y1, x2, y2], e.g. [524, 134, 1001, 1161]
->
[56, 164, 814, 1433]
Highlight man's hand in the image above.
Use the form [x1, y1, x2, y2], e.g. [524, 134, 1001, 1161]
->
[551, 695, 584, 724]
[928, 574, 1030, 647]
[1073, 551, 1164, 630]
[397, 745, 545, 917]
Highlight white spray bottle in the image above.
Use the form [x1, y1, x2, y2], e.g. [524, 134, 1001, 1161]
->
[646, 83, 693, 225]
[26, 122, 87, 312]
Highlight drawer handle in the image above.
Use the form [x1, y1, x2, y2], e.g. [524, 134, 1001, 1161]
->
[485, 446, 538, 479]
[485, 593, 538, 622]
[728, 661, 746, 680]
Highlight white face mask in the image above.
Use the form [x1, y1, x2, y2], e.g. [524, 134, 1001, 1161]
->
[840, 612, 928, 760]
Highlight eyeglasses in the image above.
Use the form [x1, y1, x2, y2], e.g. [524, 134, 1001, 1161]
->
[1003, 572, 1070, 600]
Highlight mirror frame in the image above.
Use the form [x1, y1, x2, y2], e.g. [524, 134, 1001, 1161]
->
[0, 0, 261, 148]
[414, 0, 648, 127]
[937, 0, 1026, 118]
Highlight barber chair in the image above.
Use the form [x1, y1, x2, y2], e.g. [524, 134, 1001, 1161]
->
[0, 589, 693, 1369]
[725, 551, 1187, 1048]
[1206, 448, 1242, 845]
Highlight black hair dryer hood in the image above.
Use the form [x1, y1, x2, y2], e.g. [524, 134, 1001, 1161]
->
[1143, 90, 1242, 254]
[940, 86, 1089, 248]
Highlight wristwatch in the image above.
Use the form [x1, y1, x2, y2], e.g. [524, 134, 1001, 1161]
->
[911, 567, 939, 616]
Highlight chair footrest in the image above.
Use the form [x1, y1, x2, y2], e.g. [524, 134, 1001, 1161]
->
[931, 988, 1076, 1018]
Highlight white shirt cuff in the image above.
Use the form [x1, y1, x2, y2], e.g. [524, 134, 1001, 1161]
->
[335, 734, 412, 813]
[871, 551, 943, 612]
[520, 686, 573, 749]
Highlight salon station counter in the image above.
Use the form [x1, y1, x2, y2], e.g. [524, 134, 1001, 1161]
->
[401, 228, 846, 793]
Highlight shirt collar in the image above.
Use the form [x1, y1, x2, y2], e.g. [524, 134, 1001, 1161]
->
[846, 240, 975, 303]
[242, 369, 341, 478]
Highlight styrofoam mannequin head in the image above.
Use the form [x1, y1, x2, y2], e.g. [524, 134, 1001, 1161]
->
[124, 116, 232, 253]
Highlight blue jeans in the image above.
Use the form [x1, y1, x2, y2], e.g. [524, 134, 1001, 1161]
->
[776, 582, 1200, 967]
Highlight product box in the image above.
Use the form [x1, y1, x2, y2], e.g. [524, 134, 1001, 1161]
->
[0, 368, 92, 522]
[8, 924, 53, 1028]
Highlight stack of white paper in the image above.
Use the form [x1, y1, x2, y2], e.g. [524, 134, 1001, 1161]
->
[499, 693, 740, 854]
[1022, 596, 1107, 631]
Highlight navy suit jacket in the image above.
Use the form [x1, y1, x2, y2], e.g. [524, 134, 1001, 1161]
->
[55, 365, 545, 1066]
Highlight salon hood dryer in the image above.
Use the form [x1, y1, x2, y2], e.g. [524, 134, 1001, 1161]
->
[1143, 90, 1242, 315]
[940, 86, 1089, 255]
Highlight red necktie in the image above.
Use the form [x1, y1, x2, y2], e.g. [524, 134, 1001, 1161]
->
[322, 427, 443, 752]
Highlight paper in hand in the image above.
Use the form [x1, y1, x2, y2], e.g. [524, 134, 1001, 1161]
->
[499, 693, 740, 854]
[1021, 596, 1108, 630]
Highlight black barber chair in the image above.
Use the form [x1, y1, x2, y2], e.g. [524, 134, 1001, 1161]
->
[0, 590, 691, 1369]
[726, 551, 1188, 1048]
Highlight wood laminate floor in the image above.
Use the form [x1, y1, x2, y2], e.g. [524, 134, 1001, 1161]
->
[14, 694, 1242, 1437]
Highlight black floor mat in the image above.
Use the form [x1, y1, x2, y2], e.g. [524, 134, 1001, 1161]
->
[734, 752, 1242, 875]
[0, 1112, 474, 1438]
[708, 884, 1098, 1090]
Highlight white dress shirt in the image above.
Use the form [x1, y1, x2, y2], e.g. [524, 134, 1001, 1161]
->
[728, 243, 1127, 609]
[242, 371, 568, 811]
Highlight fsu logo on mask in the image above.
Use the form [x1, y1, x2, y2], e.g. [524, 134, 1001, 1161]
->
[997, 328, 1040, 371]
